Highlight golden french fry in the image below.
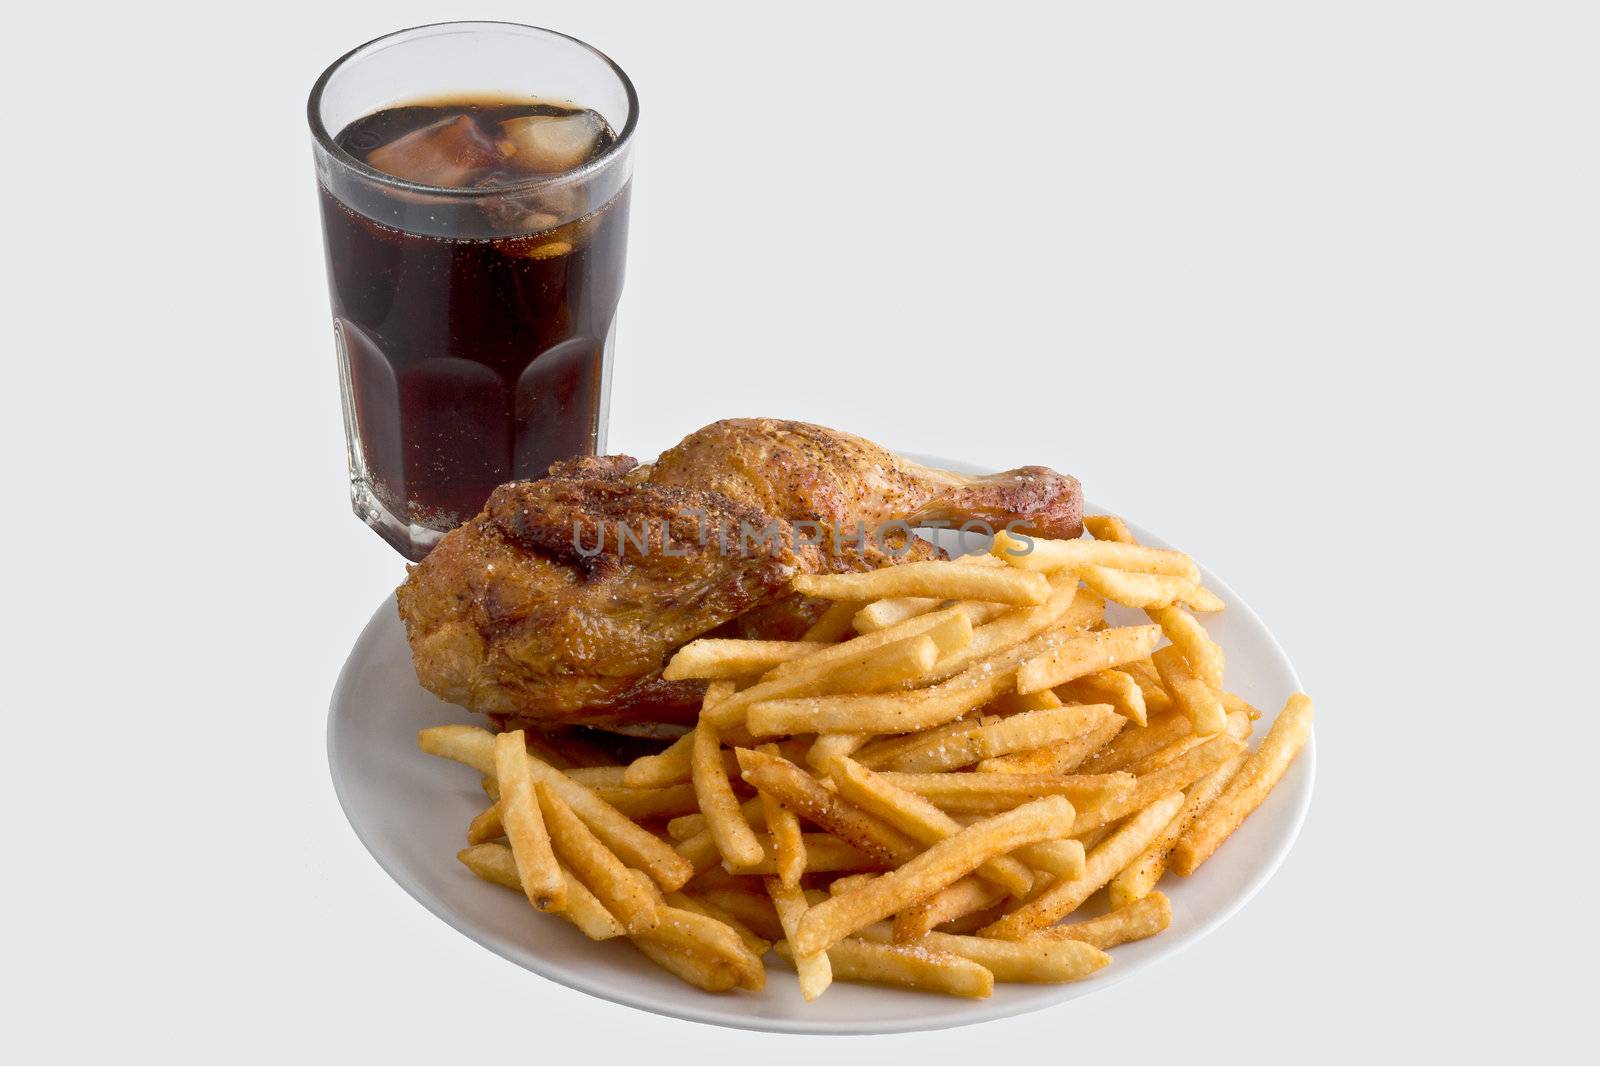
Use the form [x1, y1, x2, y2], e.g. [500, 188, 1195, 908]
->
[756, 742, 807, 887]
[667, 812, 706, 840]
[563, 766, 628, 787]
[695, 888, 785, 941]
[630, 937, 742, 993]
[793, 796, 1075, 956]
[1055, 669, 1147, 726]
[664, 639, 823, 681]
[1152, 644, 1227, 736]
[733, 834, 883, 875]
[675, 797, 766, 876]
[802, 599, 866, 642]
[857, 925, 1111, 983]
[892, 877, 1008, 942]
[747, 620, 1081, 736]
[977, 708, 1126, 774]
[806, 732, 870, 770]
[827, 757, 1034, 898]
[1171, 694, 1314, 874]
[793, 561, 1051, 606]
[634, 905, 766, 992]
[1149, 606, 1226, 690]
[665, 894, 770, 958]
[692, 721, 765, 868]
[1108, 750, 1248, 908]
[735, 747, 919, 864]
[1124, 710, 1249, 776]
[420, 726, 694, 891]
[467, 802, 504, 845]
[1077, 565, 1196, 610]
[980, 790, 1186, 939]
[829, 873, 877, 896]
[766, 877, 833, 1000]
[875, 770, 1133, 814]
[821, 633, 942, 693]
[1076, 711, 1192, 773]
[1071, 734, 1244, 835]
[536, 781, 658, 933]
[986, 688, 1065, 714]
[774, 938, 993, 998]
[494, 730, 566, 911]
[456, 845, 624, 941]
[1121, 659, 1177, 716]
[853, 596, 941, 633]
[1082, 514, 1132, 542]
[1177, 584, 1225, 613]
[1016, 625, 1164, 694]
[589, 783, 701, 820]
[703, 606, 974, 730]
[879, 705, 1114, 774]
[920, 576, 1092, 682]
[1031, 891, 1172, 949]
[992, 529, 1199, 582]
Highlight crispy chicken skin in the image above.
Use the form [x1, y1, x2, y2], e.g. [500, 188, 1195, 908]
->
[647, 418, 1082, 541]
[397, 419, 1083, 727]
[397, 469, 799, 727]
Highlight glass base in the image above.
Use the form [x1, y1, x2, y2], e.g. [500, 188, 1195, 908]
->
[350, 477, 445, 562]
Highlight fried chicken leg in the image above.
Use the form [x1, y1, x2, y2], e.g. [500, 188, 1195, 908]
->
[397, 419, 1082, 727]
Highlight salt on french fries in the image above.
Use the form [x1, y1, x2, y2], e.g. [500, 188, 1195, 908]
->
[664, 639, 822, 681]
[536, 781, 658, 933]
[977, 707, 1126, 774]
[457, 845, 624, 941]
[692, 721, 765, 868]
[1054, 669, 1148, 726]
[424, 534, 1313, 1001]
[774, 937, 994, 999]
[1070, 734, 1244, 836]
[856, 924, 1111, 983]
[980, 790, 1187, 939]
[991, 529, 1200, 582]
[1108, 750, 1248, 907]
[1171, 694, 1314, 874]
[793, 796, 1074, 956]
[1031, 891, 1172, 949]
[1016, 624, 1164, 695]
[755, 743, 806, 887]
[494, 730, 566, 912]
[875, 770, 1134, 814]
[793, 561, 1051, 606]
[826, 756, 1035, 898]
[765, 878, 832, 1000]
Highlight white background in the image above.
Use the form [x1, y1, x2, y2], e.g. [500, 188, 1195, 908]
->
[3, 1, 1593, 1060]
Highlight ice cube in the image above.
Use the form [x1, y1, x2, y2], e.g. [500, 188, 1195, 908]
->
[499, 110, 607, 175]
[365, 115, 508, 187]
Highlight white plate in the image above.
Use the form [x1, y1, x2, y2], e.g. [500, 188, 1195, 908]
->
[328, 463, 1315, 1034]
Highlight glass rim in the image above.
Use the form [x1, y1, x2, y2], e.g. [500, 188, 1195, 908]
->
[306, 20, 639, 199]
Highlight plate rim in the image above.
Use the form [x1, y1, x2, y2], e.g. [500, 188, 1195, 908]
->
[327, 463, 1315, 1034]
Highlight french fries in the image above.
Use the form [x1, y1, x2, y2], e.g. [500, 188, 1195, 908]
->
[980, 791, 1187, 939]
[495, 730, 565, 911]
[663, 639, 823, 680]
[1170, 694, 1314, 874]
[419, 524, 1313, 1002]
[1015, 625, 1164, 694]
[793, 561, 1052, 606]
[692, 721, 765, 868]
[793, 796, 1075, 956]
[774, 937, 994, 998]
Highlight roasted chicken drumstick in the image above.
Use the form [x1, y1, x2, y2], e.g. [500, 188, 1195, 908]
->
[397, 419, 1082, 728]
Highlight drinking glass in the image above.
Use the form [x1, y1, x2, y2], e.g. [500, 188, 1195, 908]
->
[308, 22, 637, 560]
